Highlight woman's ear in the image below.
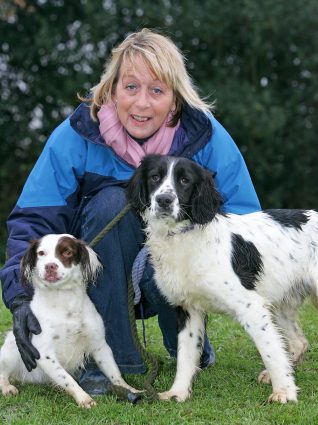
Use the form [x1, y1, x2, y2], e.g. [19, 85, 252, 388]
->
[111, 92, 117, 106]
[191, 170, 223, 225]
[171, 98, 176, 113]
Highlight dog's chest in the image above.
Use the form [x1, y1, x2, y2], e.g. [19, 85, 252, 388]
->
[148, 231, 222, 310]
[31, 294, 90, 368]
[47, 313, 86, 342]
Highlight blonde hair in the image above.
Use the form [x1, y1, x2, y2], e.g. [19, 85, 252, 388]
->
[85, 28, 213, 125]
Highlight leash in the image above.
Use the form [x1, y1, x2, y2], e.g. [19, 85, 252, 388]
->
[88, 203, 159, 402]
[88, 203, 132, 248]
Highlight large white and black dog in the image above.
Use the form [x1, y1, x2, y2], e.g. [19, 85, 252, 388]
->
[0, 234, 138, 408]
[127, 154, 318, 404]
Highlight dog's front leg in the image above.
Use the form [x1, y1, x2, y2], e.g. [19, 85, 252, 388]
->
[90, 341, 139, 393]
[37, 354, 96, 408]
[159, 307, 205, 402]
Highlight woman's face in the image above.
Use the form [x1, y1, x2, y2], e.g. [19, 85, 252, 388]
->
[113, 58, 175, 139]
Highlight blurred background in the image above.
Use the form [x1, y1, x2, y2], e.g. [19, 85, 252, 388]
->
[0, 0, 317, 262]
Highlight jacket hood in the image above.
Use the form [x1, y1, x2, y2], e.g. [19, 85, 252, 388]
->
[69, 102, 212, 159]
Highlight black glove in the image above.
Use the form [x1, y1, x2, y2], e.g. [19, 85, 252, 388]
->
[10, 295, 42, 372]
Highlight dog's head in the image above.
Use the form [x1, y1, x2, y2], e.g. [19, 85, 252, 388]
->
[20, 234, 102, 289]
[127, 154, 223, 225]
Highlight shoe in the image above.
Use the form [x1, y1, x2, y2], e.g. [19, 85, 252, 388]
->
[200, 356, 215, 369]
[200, 348, 216, 369]
[79, 368, 111, 395]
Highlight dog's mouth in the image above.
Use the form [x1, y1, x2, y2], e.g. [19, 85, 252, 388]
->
[44, 274, 61, 283]
[153, 207, 176, 220]
[155, 208, 173, 217]
[154, 209, 182, 223]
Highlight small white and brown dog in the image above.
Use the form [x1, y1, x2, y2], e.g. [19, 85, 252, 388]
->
[0, 234, 138, 408]
[127, 154, 318, 404]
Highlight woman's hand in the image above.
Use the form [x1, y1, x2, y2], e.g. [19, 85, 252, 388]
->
[10, 296, 41, 371]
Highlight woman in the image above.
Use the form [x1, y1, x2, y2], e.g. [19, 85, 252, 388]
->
[0, 29, 261, 395]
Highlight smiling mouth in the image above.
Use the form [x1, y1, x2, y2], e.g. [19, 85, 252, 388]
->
[44, 274, 61, 283]
[131, 114, 150, 122]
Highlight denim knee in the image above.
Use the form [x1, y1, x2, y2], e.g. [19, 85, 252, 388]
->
[81, 185, 143, 244]
[82, 186, 126, 232]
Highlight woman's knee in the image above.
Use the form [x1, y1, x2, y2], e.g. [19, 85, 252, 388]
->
[85, 186, 128, 222]
[80, 186, 133, 241]
[80, 184, 143, 248]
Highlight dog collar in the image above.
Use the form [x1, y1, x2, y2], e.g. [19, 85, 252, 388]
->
[167, 223, 195, 237]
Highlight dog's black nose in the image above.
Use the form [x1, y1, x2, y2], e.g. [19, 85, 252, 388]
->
[156, 194, 175, 209]
[45, 262, 58, 272]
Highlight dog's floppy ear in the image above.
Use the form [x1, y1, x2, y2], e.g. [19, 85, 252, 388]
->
[20, 240, 39, 285]
[76, 240, 102, 285]
[191, 169, 223, 225]
[126, 162, 148, 213]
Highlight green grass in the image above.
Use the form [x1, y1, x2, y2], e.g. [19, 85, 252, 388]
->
[1, 298, 318, 425]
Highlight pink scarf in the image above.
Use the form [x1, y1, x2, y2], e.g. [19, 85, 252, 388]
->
[97, 102, 179, 168]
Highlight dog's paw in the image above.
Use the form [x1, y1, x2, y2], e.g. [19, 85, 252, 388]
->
[257, 369, 271, 385]
[2, 384, 19, 396]
[78, 395, 97, 409]
[267, 388, 298, 404]
[158, 389, 191, 402]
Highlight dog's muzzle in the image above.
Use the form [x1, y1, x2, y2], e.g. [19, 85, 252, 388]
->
[154, 193, 177, 217]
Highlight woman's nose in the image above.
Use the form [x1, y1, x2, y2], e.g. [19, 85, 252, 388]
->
[135, 89, 151, 109]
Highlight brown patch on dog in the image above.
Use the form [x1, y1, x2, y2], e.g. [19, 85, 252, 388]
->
[55, 236, 83, 268]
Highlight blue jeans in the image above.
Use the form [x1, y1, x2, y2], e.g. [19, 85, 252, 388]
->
[80, 186, 215, 374]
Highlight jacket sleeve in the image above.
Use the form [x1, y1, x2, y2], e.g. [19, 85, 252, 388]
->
[194, 116, 261, 214]
[0, 118, 87, 308]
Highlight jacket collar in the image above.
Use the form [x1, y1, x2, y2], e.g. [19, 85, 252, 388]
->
[70, 102, 212, 158]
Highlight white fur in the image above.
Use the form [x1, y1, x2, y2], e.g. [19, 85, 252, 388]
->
[136, 158, 318, 404]
[0, 234, 137, 408]
[150, 160, 180, 219]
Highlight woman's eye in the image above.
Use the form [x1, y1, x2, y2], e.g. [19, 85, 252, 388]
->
[126, 83, 137, 91]
[152, 87, 163, 95]
[151, 175, 160, 182]
[38, 251, 45, 257]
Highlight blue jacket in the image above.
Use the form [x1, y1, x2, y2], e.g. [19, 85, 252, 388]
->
[0, 103, 261, 308]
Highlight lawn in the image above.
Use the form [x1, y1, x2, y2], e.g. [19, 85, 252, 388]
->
[0, 297, 317, 425]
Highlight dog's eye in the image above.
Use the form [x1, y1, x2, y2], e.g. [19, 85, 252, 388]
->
[62, 249, 73, 258]
[151, 174, 160, 182]
[38, 250, 45, 257]
[180, 176, 190, 185]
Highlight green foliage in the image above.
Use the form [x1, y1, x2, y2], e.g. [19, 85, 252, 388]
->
[1, 0, 318, 260]
[0, 296, 11, 336]
[1, 296, 318, 424]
